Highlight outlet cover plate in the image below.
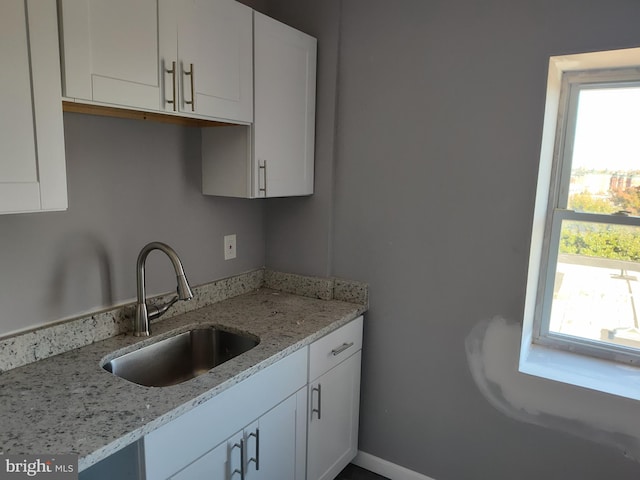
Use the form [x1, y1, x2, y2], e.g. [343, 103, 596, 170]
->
[224, 234, 237, 260]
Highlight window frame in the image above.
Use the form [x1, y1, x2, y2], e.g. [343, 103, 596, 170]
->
[533, 67, 640, 365]
[520, 48, 640, 400]
[533, 68, 640, 364]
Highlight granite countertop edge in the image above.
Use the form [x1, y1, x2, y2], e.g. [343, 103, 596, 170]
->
[0, 288, 367, 471]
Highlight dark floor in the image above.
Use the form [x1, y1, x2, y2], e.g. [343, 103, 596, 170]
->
[335, 464, 390, 480]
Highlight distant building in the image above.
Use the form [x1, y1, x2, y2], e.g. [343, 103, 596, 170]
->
[570, 172, 640, 195]
[610, 174, 640, 191]
[570, 173, 612, 195]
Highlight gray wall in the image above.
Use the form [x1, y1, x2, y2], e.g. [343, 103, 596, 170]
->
[265, 0, 640, 479]
[265, 0, 342, 277]
[0, 113, 264, 335]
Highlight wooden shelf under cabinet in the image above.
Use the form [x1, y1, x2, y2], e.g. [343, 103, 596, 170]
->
[62, 101, 234, 128]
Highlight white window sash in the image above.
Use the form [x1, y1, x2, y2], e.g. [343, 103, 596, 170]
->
[535, 208, 640, 363]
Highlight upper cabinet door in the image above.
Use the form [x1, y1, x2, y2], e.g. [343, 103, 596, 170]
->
[60, 0, 252, 123]
[0, 0, 67, 214]
[161, 0, 253, 123]
[253, 12, 317, 197]
[59, 0, 161, 110]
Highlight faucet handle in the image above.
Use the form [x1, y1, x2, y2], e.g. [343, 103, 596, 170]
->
[148, 295, 179, 321]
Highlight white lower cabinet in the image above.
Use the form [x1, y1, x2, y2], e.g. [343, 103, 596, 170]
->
[250, 390, 308, 480]
[170, 390, 306, 480]
[141, 316, 364, 480]
[168, 437, 229, 480]
[144, 348, 307, 480]
[307, 317, 363, 480]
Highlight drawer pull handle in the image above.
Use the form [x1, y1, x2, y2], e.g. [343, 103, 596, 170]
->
[232, 439, 245, 479]
[166, 60, 177, 111]
[248, 428, 260, 471]
[184, 63, 195, 111]
[331, 342, 355, 356]
[259, 160, 267, 196]
[311, 384, 322, 420]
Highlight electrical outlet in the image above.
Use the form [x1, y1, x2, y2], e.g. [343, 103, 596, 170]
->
[224, 234, 237, 260]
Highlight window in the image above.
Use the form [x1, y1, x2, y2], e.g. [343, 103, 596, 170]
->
[521, 48, 640, 400]
[535, 69, 640, 363]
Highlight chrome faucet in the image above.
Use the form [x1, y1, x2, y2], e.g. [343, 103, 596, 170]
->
[134, 242, 193, 336]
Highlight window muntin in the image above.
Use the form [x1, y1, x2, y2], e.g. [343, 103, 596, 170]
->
[535, 71, 640, 363]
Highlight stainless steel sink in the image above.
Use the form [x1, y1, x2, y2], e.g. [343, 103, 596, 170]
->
[103, 327, 259, 387]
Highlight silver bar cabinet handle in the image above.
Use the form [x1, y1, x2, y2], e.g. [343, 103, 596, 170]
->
[331, 342, 355, 356]
[166, 61, 176, 111]
[232, 439, 245, 480]
[248, 428, 260, 471]
[258, 160, 267, 197]
[184, 63, 195, 111]
[311, 384, 322, 420]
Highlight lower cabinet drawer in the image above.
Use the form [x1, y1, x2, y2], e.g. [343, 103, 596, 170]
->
[144, 347, 307, 479]
[309, 316, 363, 380]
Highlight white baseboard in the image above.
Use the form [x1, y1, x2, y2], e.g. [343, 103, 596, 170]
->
[352, 451, 437, 480]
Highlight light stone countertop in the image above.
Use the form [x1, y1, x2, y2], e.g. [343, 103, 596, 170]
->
[0, 288, 366, 471]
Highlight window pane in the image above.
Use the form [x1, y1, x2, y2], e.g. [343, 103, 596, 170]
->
[550, 220, 640, 349]
[567, 86, 640, 215]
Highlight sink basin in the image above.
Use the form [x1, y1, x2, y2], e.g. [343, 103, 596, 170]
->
[103, 327, 260, 387]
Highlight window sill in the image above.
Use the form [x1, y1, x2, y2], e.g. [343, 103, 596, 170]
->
[519, 342, 640, 401]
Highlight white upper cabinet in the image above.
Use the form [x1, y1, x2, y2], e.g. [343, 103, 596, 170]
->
[201, 12, 317, 198]
[0, 0, 67, 214]
[59, 0, 253, 123]
[253, 12, 316, 197]
[59, 0, 161, 111]
[162, 0, 253, 122]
